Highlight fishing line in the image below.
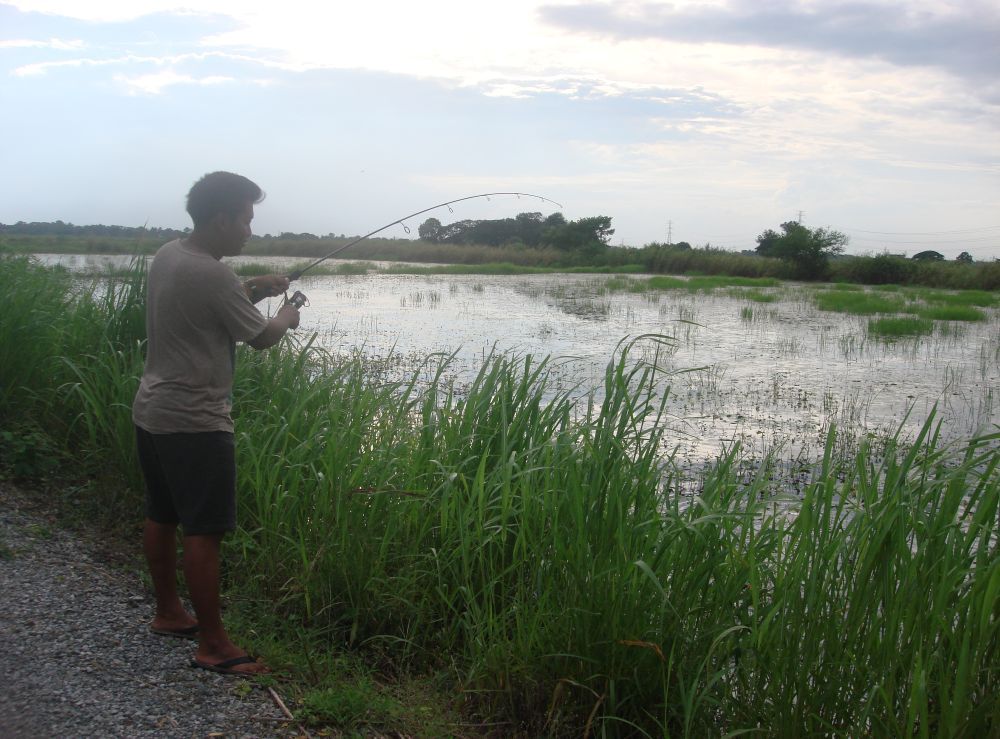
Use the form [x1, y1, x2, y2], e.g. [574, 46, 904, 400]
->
[286, 192, 562, 281]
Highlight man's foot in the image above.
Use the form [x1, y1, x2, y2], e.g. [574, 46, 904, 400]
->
[190, 652, 269, 676]
[150, 623, 200, 639]
[150, 608, 199, 639]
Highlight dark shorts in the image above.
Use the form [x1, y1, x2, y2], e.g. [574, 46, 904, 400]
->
[135, 425, 237, 536]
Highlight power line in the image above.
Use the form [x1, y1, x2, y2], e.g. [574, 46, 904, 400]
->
[847, 235, 998, 245]
[841, 225, 1000, 236]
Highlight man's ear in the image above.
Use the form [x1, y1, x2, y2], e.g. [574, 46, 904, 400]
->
[209, 211, 232, 233]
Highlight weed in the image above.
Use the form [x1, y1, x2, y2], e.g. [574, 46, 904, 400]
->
[299, 677, 402, 730]
[26, 523, 53, 540]
[0, 428, 62, 480]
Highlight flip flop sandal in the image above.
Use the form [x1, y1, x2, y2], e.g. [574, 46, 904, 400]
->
[189, 654, 263, 676]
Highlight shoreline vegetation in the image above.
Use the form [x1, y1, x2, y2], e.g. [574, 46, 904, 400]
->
[3, 231, 999, 290]
[2, 254, 998, 736]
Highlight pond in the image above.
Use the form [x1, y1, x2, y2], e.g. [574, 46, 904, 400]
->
[40, 253, 1000, 472]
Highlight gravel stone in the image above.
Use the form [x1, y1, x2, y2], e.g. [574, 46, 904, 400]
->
[0, 487, 300, 738]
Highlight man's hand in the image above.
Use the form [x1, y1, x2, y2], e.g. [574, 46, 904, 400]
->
[277, 303, 300, 330]
[245, 274, 291, 303]
[248, 303, 300, 349]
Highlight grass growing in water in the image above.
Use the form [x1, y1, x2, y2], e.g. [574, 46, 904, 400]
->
[2, 256, 999, 737]
[815, 290, 910, 315]
[868, 316, 934, 338]
[647, 275, 780, 292]
[918, 305, 988, 322]
[729, 287, 778, 302]
[909, 288, 999, 308]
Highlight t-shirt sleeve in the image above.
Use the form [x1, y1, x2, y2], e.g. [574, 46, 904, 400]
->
[213, 268, 269, 342]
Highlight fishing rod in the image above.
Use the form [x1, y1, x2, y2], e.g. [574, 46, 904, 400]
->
[286, 192, 562, 283]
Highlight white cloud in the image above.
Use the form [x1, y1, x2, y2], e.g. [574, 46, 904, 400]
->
[3, 0, 237, 22]
[114, 69, 233, 94]
[0, 37, 84, 49]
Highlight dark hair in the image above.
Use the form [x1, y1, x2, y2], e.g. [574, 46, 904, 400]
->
[185, 171, 265, 228]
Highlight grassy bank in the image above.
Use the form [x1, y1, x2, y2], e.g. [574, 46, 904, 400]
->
[2, 256, 998, 736]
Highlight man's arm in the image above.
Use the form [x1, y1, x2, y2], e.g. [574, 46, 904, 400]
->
[247, 304, 300, 349]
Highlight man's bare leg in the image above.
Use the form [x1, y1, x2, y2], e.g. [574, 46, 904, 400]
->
[144, 518, 197, 632]
[184, 532, 267, 674]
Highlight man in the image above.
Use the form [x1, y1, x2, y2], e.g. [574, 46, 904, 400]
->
[132, 171, 300, 675]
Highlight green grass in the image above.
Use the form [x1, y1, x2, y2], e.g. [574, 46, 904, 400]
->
[647, 275, 781, 292]
[918, 305, 988, 322]
[386, 261, 553, 275]
[908, 288, 999, 307]
[868, 316, 935, 338]
[815, 290, 910, 315]
[2, 256, 998, 737]
[729, 287, 779, 302]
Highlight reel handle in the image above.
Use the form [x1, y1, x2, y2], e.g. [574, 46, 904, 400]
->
[286, 290, 309, 309]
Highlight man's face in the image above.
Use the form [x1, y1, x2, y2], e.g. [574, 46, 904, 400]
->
[215, 203, 254, 257]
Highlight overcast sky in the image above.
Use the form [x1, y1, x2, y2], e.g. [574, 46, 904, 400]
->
[2, 0, 998, 258]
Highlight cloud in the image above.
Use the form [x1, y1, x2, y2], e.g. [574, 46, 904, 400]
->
[114, 69, 233, 94]
[0, 37, 83, 49]
[10, 49, 286, 87]
[539, 1, 1000, 90]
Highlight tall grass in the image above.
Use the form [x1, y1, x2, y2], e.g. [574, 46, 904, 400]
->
[0, 257, 75, 413]
[2, 256, 998, 736]
[0, 255, 148, 482]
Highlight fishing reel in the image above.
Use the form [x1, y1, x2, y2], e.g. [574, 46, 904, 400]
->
[285, 290, 309, 309]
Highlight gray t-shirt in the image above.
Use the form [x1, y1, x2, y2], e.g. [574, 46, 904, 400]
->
[132, 239, 268, 434]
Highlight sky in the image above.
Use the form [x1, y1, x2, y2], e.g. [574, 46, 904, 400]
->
[1, 0, 998, 259]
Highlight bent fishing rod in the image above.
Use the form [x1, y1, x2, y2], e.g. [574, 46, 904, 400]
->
[282, 192, 562, 309]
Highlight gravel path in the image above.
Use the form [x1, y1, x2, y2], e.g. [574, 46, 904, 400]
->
[0, 485, 299, 738]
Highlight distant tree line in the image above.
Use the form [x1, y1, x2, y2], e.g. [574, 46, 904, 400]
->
[0, 221, 187, 239]
[911, 249, 974, 263]
[418, 212, 614, 253]
[5, 218, 994, 289]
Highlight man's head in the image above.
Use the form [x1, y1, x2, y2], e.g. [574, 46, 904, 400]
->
[186, 172, 264, 257]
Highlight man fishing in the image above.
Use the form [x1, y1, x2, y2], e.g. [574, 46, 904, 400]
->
[132, 171, 300, 675]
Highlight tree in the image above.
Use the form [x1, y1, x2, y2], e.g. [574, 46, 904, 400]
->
[956, 251, 974, 263]
[543, 215, 614, 252]
[912, 250, 944, 261]
[755, 221, 847, 279]
[418, 217, 442, 243]
[515, 212, 544, 246]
